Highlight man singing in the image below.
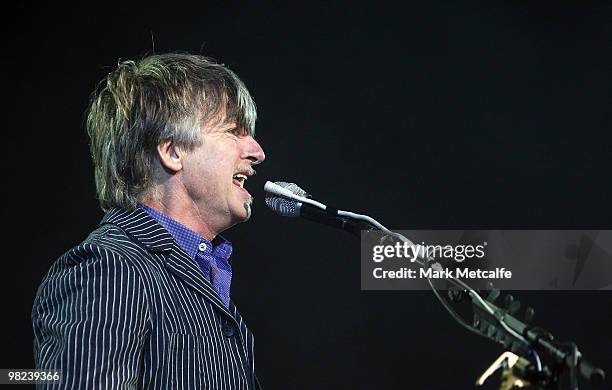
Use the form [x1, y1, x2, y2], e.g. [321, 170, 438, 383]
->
[32, 53, 265, 389]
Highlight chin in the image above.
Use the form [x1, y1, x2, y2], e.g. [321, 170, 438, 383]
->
[230, 200, 252, 224]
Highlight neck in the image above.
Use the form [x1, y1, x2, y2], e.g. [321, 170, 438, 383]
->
[143, 196, 218, 241]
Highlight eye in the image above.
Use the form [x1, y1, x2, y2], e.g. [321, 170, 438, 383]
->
[227, 128, 250, 141]
[219, 127, 237, 140]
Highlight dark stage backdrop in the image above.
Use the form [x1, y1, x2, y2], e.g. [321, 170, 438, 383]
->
[5, 2, 611, 389]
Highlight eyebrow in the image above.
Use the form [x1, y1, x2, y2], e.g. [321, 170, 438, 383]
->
[226, 125, 251, 136]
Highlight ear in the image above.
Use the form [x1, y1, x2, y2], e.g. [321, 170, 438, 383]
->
[157, 141, 183, 173]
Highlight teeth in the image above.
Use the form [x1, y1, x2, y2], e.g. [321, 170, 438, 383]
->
[233, 174, 247, 188]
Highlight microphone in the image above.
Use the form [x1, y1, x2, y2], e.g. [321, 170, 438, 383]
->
[264, 181, 373, 237]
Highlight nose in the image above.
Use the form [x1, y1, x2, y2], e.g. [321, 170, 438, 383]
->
[242, 136, 266, 165]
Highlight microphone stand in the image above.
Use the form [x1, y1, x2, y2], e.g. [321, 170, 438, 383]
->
[355, 226, 606, 389]
[465, 287, 605, 389]
[298, 203, 377, 238]
[263, 181, 605, 388]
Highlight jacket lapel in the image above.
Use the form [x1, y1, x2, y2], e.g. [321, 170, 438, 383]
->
[101, 207, 239, 325]
[229, 300, 254, 345]
[164, 244, 236, 320]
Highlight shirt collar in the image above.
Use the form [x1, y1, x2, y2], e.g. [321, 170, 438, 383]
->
[139, 204, 233, 261]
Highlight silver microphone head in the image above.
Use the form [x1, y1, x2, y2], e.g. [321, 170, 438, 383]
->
[264, 181, 310, 217]
[270, 181, 310, 197]
[265, 196, 300, 217]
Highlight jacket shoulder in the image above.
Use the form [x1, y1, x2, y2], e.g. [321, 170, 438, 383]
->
[37, 223, 158, 292]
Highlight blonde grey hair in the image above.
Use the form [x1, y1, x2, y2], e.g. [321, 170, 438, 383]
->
[86, 53, 257, 211]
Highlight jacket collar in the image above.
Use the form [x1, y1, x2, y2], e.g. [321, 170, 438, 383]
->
[101, 207, 175, 252]
[100, 207, 240, 326]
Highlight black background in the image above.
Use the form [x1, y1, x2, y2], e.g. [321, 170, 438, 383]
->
[4, 1, 611, 389]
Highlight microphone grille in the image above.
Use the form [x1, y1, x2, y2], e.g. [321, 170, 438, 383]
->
[265, 195, 301, 217]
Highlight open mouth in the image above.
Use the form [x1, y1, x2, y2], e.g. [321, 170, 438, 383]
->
[232, 173, 248, 189]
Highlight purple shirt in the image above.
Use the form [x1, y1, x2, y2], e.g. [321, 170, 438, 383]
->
[139, 204, 233, 308]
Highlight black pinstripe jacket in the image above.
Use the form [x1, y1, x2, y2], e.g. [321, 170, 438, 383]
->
[32, 207, 258, 389]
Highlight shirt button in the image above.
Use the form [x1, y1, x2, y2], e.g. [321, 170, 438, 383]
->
[198, 243, 207, 252]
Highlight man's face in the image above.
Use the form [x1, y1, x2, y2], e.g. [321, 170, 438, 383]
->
[180, 121, 265, 234]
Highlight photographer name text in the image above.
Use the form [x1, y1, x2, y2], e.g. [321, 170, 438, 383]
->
[372, 267, 512, 279]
